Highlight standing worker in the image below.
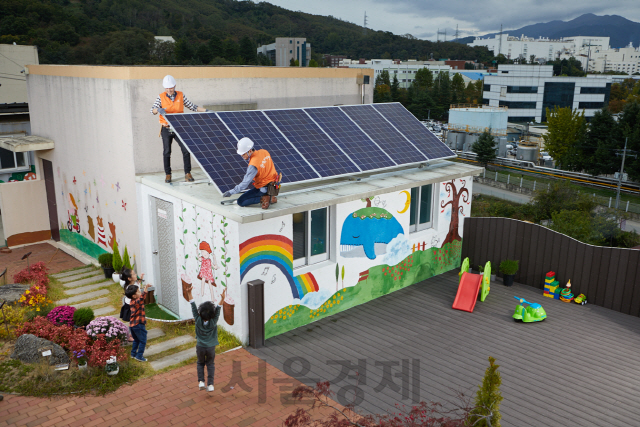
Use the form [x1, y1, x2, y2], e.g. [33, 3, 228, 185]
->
[222, 137, 281, 209]
[151, 75, 207, 183]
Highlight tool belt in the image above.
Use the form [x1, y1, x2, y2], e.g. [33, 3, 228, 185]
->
[266, 173, 282, 196]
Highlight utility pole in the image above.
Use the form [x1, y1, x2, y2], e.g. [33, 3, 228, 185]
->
[363, 11, 368, 35]
[498, 24, 503, 57]
[615, 138, 637, 209]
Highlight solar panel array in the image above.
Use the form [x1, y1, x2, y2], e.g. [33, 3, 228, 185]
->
[165, 103, 455, 194]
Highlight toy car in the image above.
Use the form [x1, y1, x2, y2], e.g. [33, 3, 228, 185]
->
[574, 294, 587, 305]
[513, 297, 547, 323]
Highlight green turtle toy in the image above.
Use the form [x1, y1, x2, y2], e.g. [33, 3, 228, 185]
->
[513, 297, 547, 323]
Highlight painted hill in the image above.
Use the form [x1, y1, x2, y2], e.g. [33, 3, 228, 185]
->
[458, 14, 640, 49]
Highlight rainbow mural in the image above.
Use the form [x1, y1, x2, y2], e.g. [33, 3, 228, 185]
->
[239, 234, 318, 299]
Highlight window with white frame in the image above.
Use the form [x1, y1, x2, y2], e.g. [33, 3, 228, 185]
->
[293, 207, 329, 268]
[409, 184, 434, 232]
[0, 147, 30, 172]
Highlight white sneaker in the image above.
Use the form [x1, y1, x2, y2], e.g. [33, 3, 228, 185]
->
[199, 381, 205, 390]
[207, 385, 214, 392]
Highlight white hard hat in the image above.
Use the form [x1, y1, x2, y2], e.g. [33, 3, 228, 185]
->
[162, 75, 177, 88]
[237, 137, 254, 155]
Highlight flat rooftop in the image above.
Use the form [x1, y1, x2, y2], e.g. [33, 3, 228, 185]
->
[136, 161, 483, 224]
[250, 270, 640, 426]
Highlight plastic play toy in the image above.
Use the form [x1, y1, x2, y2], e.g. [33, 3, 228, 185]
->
[574, 293, 587, 305]
[543, 271, 560, 299]
[513, 297, 547, 322]
[560, 280, 574, 303]
[453, 259, 491, 312]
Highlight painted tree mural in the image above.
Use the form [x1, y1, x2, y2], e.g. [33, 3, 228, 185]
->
[440, 179, 469, 245]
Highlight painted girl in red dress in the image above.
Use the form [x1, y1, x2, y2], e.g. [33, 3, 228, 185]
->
[197, 242, 219, 298]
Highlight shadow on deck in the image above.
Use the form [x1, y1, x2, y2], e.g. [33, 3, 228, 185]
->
[249, 270, 640, 427]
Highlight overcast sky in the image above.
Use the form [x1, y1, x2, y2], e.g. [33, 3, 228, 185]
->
[256, 0, 640, 40]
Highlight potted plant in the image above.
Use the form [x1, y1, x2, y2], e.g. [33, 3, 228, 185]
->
[73, 349, 88, 369]
[112, 242, 123, 283]
[98, 253, 114, 279]
[499, 259, 519, 287]
[105, 356, 119, 376]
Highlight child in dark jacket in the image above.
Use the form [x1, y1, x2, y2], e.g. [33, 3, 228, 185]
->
[183, 285, 224, 392]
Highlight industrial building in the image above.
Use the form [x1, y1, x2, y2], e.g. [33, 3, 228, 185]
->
[446, 104, 508, 155]
[256, 38, 311, 66]
[482, 65, 612, 123]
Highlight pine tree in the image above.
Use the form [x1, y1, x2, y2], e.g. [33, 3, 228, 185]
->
[112, 241, 123, 273]
[122, 246, 132, 270]
[471, 130, 497, 167]
[469, 356, 503, 427]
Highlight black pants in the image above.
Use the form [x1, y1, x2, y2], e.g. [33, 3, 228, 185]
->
[196, 345, 216, 385]
[161, 127, 191, 175]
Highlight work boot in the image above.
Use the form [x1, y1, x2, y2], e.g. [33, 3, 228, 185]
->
[185, 173, 194, 182]
[261, 195, 271, 210]
[165, 174, 172, 183]
[271, 196, 277, 204]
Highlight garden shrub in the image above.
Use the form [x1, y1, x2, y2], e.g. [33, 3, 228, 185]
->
[85, 316, 128, 342]
[47, 306, 76, 326]
[18, 285, 51, 313]
[98, 253, 112, 268]
[0, 303, 27, 339]
[13, 262, 49, 289]
[73, 307, 95, 327]
[112, 242, 123, 272]
[122, 246, 132, 270]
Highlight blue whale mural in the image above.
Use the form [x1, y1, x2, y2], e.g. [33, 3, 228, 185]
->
[340, 207, 404, 260]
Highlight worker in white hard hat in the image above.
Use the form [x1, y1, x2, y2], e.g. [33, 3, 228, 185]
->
[222, 137, 281, 209]
[151, 75, 207, 183]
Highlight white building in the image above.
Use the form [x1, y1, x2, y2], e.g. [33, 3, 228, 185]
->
[256, 38, 311, 67]
[339, 59, 486, 88]
[588, 43, 640, 75]
[469, 33, 609, 62]
[482, 65, 612, 123]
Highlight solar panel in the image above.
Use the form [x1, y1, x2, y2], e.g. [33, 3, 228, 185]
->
[373, 103, 455, 160]
[264, 109, 360, 177]
[304, 107, 396, 171]
[167, 113, 248, 193]
[217, 111, 319, 184]
[340, 105, 429, 164]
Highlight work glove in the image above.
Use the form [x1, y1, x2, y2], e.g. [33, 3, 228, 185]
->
[222, 191, 232, 197]
[157, 107, 166, 115]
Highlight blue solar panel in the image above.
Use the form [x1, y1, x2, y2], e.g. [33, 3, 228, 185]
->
[264, 109, 360, 177]
[166, 113, 248, 193]
[340, 105, 428, 164]
[217, 111, 319, 184]
[304, 107, 396, 171]
[373, 103, 455, 160]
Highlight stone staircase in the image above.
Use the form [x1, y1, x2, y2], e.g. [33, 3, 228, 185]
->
[53, 266, 199, 371]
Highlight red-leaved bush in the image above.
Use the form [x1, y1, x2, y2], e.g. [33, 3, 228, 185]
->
[13, 262, 49, 289]
[87, 335, 127, 367]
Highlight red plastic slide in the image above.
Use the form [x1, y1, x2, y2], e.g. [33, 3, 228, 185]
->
[452, 272, 483, 312]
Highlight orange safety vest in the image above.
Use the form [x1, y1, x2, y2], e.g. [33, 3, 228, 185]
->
[249, 149, 278, 189]
[158, 91, 184, 126]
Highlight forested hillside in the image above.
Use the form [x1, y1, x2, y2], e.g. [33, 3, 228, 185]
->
[1, 0, 493, 65]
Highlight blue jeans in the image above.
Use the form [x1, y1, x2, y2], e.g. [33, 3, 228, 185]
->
[130, 324, 148, 359]
[237, 187, 265, 207]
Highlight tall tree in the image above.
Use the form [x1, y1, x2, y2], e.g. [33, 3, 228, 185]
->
[471, 130, 497, 167]
[617, 101, 640, 181]
[174, 38, 194, 64]
[239, 36, 256, 64]
[390, 74, 400, 101]
[542, 107, 586, 169]
[451, 73, 465, 104]
[580, 108, 622, 175]
[207, 35, 223, 58]
[414, 68, 433, 89]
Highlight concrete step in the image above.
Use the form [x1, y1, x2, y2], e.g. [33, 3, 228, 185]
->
[150, 347, 196, 370]
[51, 266, 94, 279]
[64, 281, 113, 296]
[144, 335, 195, 357]
[93, 306, 117, 316]
[63, 275, 112, 289]
[59, 272, 104, 284]
[147, 328, 166, 340]
[58, 289, 109, 305]
[72, 297, 110, 309]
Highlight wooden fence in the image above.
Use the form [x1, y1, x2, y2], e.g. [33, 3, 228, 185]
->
[461, 217, 640, 317]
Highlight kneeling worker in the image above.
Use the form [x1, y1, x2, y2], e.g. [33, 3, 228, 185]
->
[223, 137, 280, 209]
[151, 75, 207, 183]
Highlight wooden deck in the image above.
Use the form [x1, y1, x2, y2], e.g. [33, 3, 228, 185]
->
[249, 270, 640, 426]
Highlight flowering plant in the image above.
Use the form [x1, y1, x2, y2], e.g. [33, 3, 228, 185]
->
[47, 306, 76, 326]
[18, 285, 51, 311]
[85, 316, 128, 342]
[73, 349, 88, 365]
[17, 316, 90, 352]
[13, 262, 49, 289]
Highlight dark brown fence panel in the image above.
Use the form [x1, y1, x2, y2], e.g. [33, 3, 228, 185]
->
[462, 217, 640, 318]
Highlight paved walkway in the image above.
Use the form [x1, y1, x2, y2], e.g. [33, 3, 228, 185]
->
[0, 242, 85, 282]
[0, 348, 342, 427]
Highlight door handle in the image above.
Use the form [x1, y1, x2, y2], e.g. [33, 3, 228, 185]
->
[152, 250, 158, 255]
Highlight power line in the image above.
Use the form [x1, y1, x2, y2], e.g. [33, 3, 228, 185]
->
[0, 75, 26, 81]
[0, 52, 25, 69]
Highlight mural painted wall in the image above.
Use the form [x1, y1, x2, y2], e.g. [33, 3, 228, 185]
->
[238, 177, 473, 340]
